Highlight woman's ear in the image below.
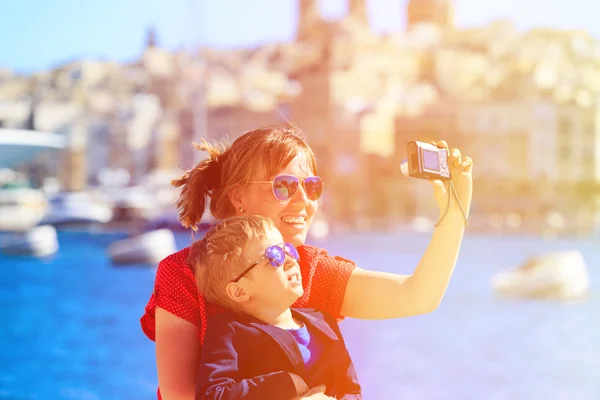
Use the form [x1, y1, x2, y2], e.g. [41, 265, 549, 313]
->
[228, 188, 244, 212]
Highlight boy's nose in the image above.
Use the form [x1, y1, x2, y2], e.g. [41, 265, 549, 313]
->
[283, 259, 295, 271]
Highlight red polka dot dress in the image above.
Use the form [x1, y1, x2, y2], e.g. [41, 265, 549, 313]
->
[140, 245, 356, 399]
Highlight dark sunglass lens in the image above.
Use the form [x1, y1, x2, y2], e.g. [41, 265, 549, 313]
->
[273, 175, 299, 201]
[283, 242, 300, 261]
[303, 176, 323, 200]
[265, 245, 285, 267]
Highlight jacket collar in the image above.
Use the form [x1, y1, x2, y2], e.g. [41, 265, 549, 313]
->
[290, 308, 339, 341]
[237, 308, 340, 374]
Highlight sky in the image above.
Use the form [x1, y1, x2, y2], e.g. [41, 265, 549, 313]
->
[1, 0, 599, 73]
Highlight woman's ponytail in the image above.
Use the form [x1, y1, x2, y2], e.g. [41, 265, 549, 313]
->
[171, 139, 225, 231]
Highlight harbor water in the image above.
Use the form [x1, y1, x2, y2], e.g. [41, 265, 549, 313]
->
[1, 230, 598, 399]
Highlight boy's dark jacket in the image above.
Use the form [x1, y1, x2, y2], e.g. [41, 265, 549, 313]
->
[196, 308, 362, 400]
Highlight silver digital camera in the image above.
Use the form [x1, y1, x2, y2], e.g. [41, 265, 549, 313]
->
[405, 141, 450, 181]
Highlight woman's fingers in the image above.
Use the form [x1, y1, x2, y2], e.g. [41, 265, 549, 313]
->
[461, 156, 473, 172]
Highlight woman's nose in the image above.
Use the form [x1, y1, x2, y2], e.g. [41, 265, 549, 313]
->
[290, 180, 310, 204]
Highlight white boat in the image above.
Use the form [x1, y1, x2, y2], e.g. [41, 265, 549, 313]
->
[144, 207, 216, 232]
[0, 187, 49, 231]
[107, 228, 177, 265]
[0, 225, 59, 257]
[491, 250, 590, 300]
[108, 186, 159, 223]
[40, 191, 113, 227]
[0, 129, 66, 169]
[0, 128, 65, 232]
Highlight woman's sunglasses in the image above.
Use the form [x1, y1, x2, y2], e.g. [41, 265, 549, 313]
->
[249, 175, 323, 201]
[230, 242, 300, 283]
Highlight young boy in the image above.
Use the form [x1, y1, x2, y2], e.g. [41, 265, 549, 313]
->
[190, 215, 361, 400]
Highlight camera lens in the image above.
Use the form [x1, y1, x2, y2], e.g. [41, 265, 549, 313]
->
[400, 158, 409, 177]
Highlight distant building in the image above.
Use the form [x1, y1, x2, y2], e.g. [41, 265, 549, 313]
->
[406, 0, 454, 30]
[456, 99, 600, 224]
[297, 0, 322, 42]
[348, 0, 368, 26]
[455, 100, 600, 184]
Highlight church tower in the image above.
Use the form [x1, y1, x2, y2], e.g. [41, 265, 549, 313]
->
[296, 0, 322, 41]
[348, 0, 368, 25]
[406, 0, 454, 30]
[145, 26, 157, 49]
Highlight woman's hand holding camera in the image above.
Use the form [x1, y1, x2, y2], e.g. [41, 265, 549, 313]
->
[429, 140, 473, 225]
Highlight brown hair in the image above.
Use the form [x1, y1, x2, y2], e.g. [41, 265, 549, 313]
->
[171, 125, 317, 231]
[189, 215, 275, 309]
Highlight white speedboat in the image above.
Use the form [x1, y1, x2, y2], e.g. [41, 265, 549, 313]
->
[107, 228, 177, 266]
[40, 191, 113, 228]
[491, 250, 590, 300]
[108, 186, 159, 223]
[143, 207, 217, 232]
[0, 129, 66, 169]
[0, 128, 64, 231]
[0, 225, 59, 257]
[0, 187, 49, 231]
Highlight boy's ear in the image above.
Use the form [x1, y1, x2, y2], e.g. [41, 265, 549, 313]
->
[225, 282, 250, 303]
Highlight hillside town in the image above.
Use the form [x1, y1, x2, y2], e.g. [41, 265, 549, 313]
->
[1, 0, 599, 235]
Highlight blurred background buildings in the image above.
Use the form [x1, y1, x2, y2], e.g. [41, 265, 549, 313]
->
[2, 3, 599, 399]
[1, 0, 600, 236]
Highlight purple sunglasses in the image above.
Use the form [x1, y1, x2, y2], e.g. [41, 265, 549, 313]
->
[249, 174, 323, 201]
[230, 242, 300, 283]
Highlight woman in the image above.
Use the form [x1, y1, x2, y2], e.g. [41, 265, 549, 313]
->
[141, 125, 473, 400]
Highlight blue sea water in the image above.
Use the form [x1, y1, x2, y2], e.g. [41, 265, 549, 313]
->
[0, 230, 598, 400]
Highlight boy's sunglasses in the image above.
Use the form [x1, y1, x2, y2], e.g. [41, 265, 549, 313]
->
[230, 242, 300, 283]
[249, 175, 323, 201]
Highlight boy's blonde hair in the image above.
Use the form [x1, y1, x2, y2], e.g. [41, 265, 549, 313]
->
[189, 215, 275, 310]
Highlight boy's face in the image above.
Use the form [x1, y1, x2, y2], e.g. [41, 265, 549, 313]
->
[234, 226, 304, 309]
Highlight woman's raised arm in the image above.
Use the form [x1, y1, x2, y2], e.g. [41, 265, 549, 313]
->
[341, 216, 465, 319]
[341, 142, 472, 320]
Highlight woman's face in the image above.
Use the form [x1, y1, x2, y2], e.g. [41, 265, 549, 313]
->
[236, 152, 318, 246]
